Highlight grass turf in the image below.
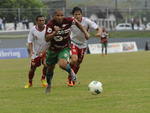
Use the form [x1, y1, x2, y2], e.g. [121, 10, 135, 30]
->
[0, 51, 150, 113]
[90, 30, 150, 38]
[109, 31, 150, 38]
[1, 31, 150, 39]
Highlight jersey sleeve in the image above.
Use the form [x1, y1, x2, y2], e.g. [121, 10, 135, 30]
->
[66, 17, 75, 25]
[86, 18, 99, 30]
[71, 18, 76, 25]
[27, 28, 34, 43]
[45, 22, 53, 35]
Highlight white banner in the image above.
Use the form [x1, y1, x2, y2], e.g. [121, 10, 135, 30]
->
[88, 42, 138, 54]
[121, 42, 138, 52]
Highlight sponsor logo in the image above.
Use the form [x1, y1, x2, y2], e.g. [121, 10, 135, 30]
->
[64, 53, 68, 57]
[0, 48, 28, 59]
[62, 24, 68, 27]
[47, 27, 52, 33]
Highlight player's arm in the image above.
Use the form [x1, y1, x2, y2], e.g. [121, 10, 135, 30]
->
[27, 29, 34, 57]
[95, 27, 103, 37]
[105, 31, 109, 38]
[86, 18, 102, 37]
[45, 26, 61, 42]
[74, 19, 90, 40]
[45, 32, 56, 42]
[28, 43, 33, 57]
[45, 27, 56, 42]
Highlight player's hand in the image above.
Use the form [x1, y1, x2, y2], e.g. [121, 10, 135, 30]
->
[95, 33, 101, 37]
[31, 59, 36, 65]
[29, 51, 34, 58]
[54, 26, 61, 32]
[85, 32, 90, 40]
[39, 51, 46, 57]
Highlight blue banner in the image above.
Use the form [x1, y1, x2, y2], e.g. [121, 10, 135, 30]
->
[0, 48, 29, 59]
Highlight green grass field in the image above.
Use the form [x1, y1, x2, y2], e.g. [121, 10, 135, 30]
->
[110, 31, 150, 38]
[0, 51, 150, 113]
[90, 30, 150, 38]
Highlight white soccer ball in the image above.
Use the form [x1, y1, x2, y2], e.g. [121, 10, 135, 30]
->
[88, 81, 103, 95]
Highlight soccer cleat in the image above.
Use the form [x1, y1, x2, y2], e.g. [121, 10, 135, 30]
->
[67, 81, 75, 87]
[45, 85, 51, 94]
[24, 83, 32, 88]
[41, 79, 48, 87]
[67, 75, 75, 87]
[70, 69, 77, 82]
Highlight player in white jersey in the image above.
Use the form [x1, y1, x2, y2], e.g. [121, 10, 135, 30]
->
[24, 15, 48, 88]
[67, 7, 102, 86]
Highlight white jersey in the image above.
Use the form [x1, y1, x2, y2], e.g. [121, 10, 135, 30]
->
[71, 17, 99, 48]
[27, 25, 48, 59]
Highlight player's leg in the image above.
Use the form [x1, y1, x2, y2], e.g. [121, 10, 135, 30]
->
[74, 48, 86, 74]
[66, 44, 78, 86]
[58, 59, 77, 82]
[70, 48, 86, 85]
[41, 66, 48, 87]
[45, 50, 57, 93]
[24, 65, 36, 88]
[45, 64, 55, 93]
[104, 43, 108, 55]
[24, 57, 41, 88]
[70, 55, 78, 72]
[101, 43, 104, 55]
[41, 54, 48, 87]
[70, 44, 78, 65]
[58, 48, 77, 82]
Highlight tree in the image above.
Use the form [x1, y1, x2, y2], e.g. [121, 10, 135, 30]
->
[0, 0, 45, 22]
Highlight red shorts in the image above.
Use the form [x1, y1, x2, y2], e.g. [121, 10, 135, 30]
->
[71, 44, 86, 63]
[31, 52, 46, 67]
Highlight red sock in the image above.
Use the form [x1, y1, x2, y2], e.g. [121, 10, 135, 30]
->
[74, 65, 80, 74]
[71, 64, 80, 74]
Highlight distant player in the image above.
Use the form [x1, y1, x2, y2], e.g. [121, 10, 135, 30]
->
[24, 15, 48, 88]
[67, 7, 102, 86]
[45, 9, 89, 93]
[100, 27, 109, 55]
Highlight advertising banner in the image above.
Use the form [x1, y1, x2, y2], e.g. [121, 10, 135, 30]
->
[0, 48, 28, 59]
[122, 42, 138, 52]
[88, 42, 138, 54]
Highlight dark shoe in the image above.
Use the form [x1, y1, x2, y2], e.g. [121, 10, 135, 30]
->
[45, 85, 51, 94]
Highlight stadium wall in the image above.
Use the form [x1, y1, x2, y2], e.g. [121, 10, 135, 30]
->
[0, 37, 150, 59]
[0, 38, 150, 50]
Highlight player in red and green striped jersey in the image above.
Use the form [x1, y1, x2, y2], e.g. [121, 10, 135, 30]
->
[45, 9, 89, 93]
[100, 27, 109, 55]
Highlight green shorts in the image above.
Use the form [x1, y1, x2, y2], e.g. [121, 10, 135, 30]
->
[46, 48, 70, 65]
[102, 42, 107, 48]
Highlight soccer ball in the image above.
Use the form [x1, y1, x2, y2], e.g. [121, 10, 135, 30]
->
[88, 81, 103, 95]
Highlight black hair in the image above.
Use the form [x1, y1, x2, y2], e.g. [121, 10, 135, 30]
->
[35, 15, 44, 21]
[72, 7, 82, 14]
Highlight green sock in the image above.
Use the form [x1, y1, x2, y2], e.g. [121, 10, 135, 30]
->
[66, 64, 71, 73]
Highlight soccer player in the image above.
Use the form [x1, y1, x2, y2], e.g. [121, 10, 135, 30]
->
[45, 9, 89, 93]
[67, 7, 102, 86]
[24, 15, 48, 88]
[100, 27, 109, 55]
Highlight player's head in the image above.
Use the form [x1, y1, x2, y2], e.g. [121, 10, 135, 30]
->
[53, 9, 64, 24]
[35, 15, 45, 27]
[72, 7, 83, 22]
[102, 27, 106, 32]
